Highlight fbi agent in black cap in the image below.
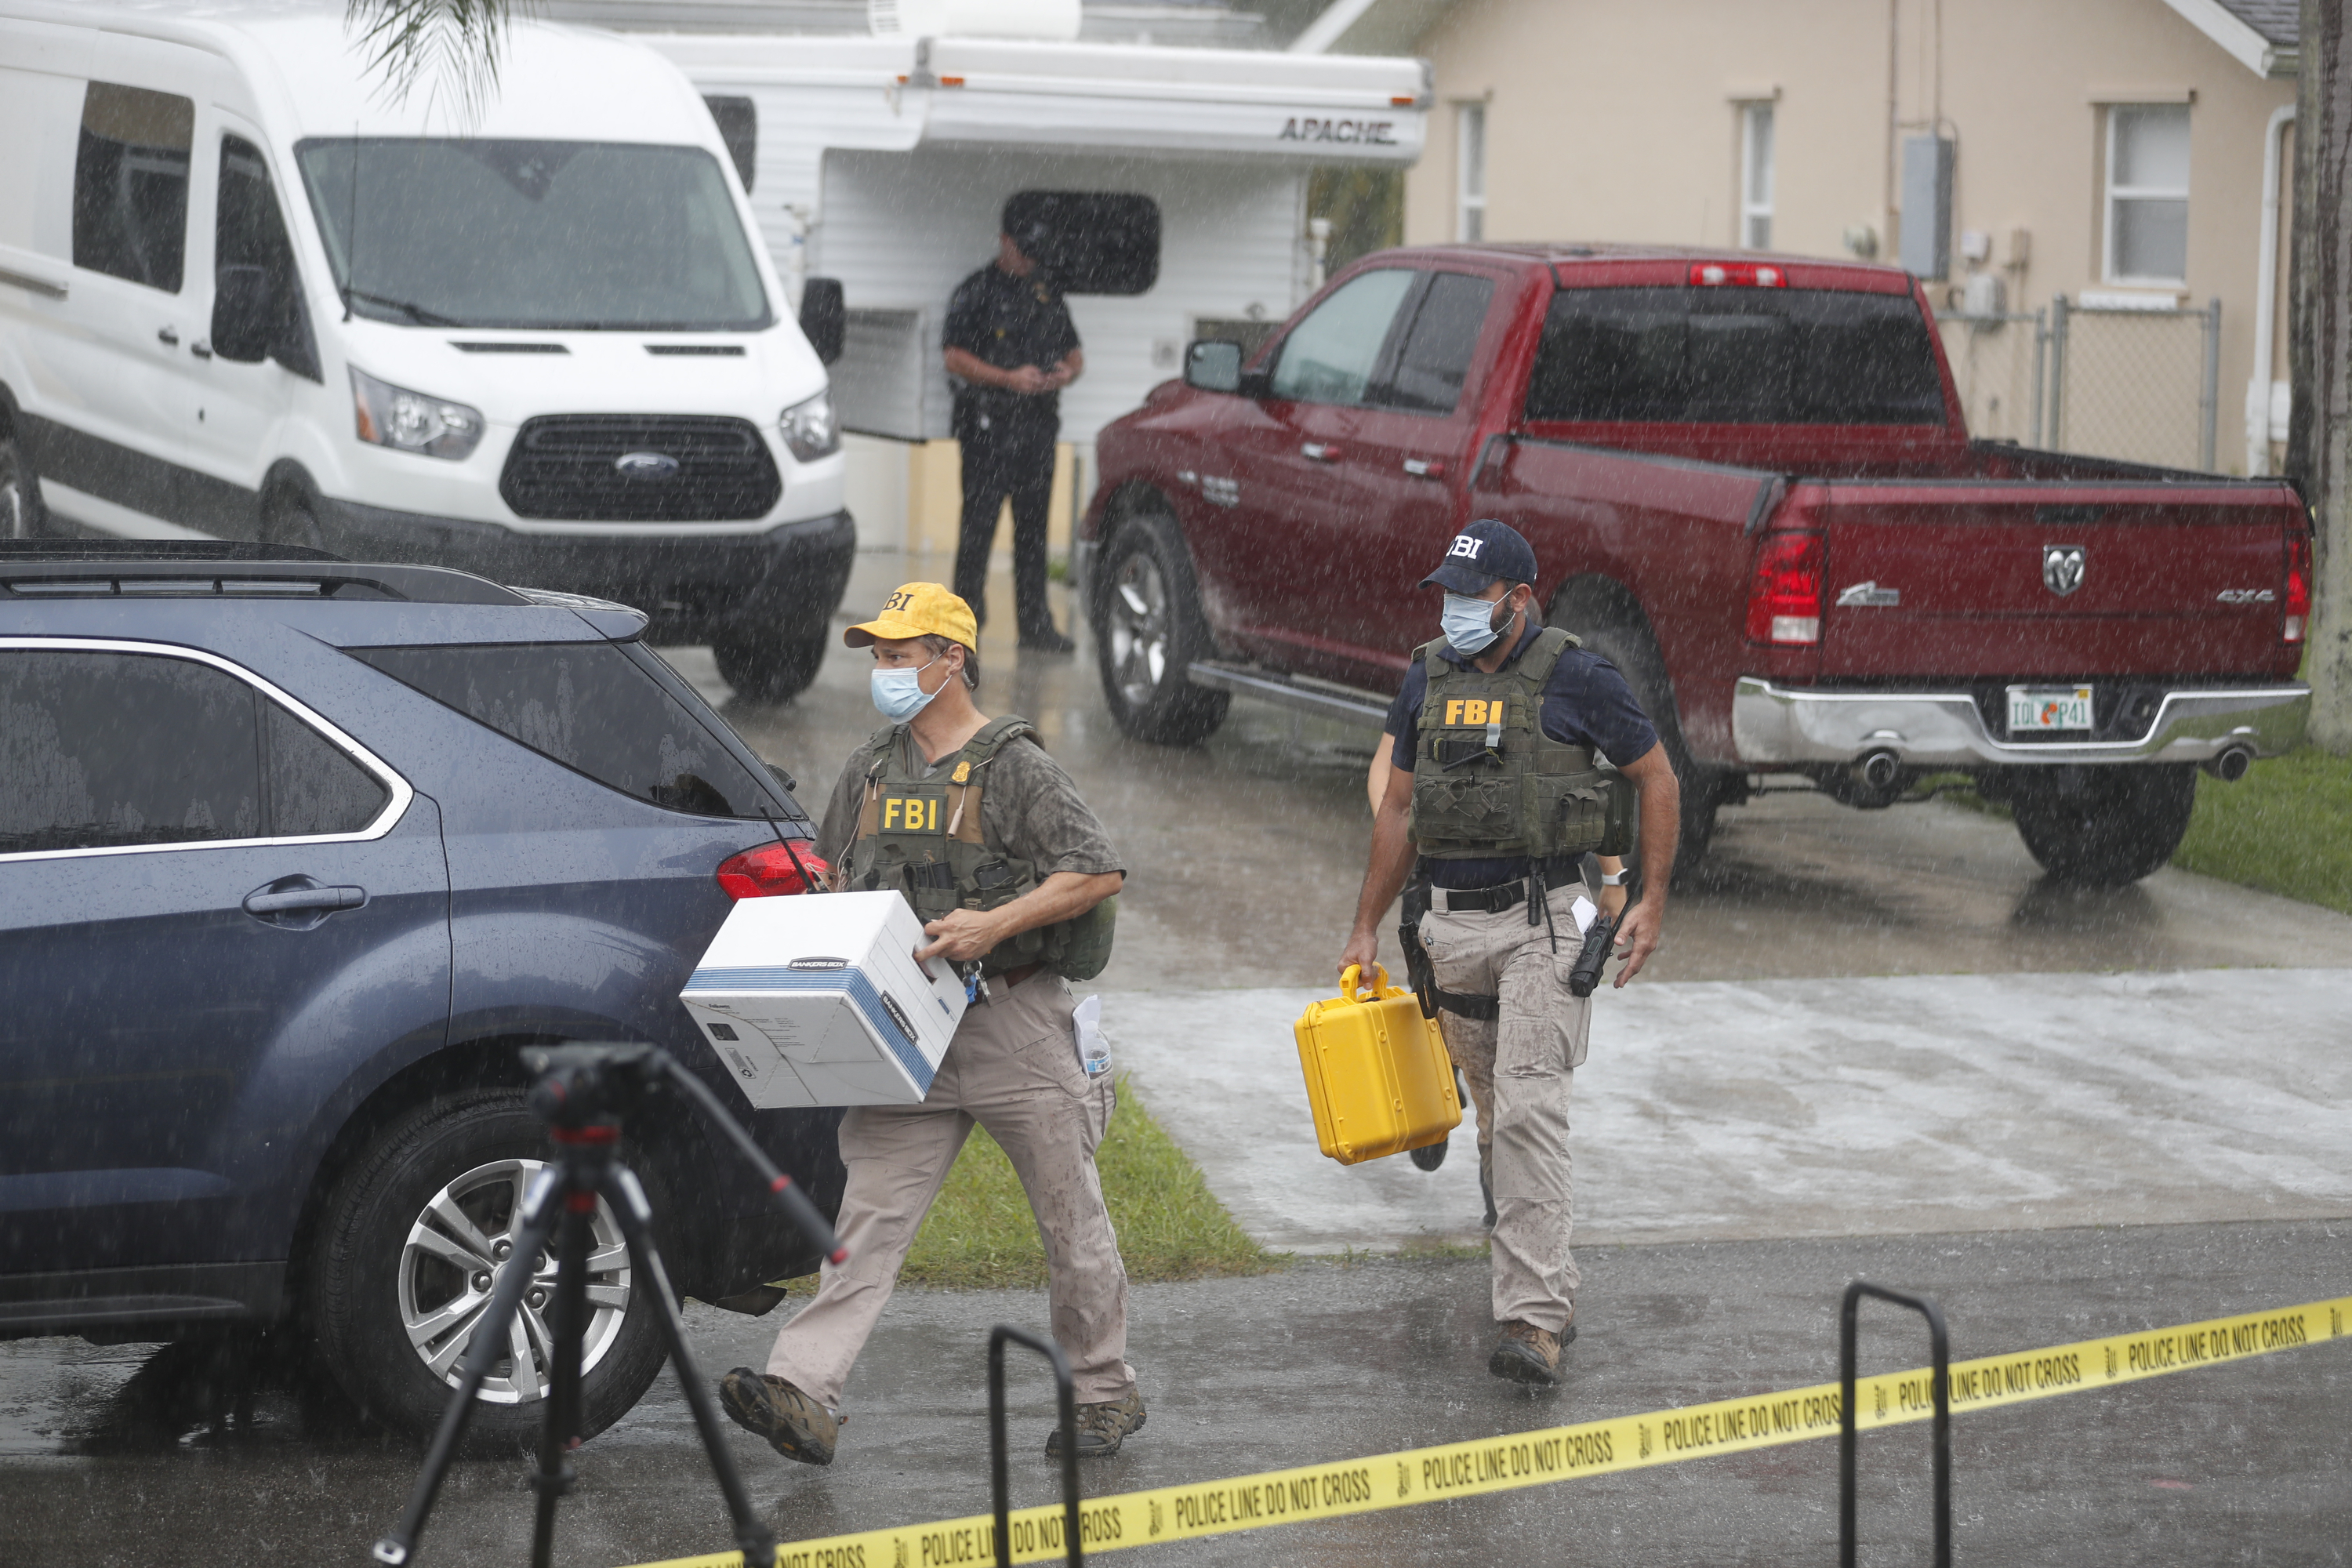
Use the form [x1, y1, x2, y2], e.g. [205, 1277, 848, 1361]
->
[942, 208, 1084, 652]
[1338, 519, 1681, 1388]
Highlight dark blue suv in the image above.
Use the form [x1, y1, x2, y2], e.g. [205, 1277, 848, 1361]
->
[0, 541, 843, 1445]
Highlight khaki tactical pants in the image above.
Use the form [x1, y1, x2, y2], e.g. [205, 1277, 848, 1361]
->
[1419, 881, 1593, 1337]
[764, 971, 1134, 1406]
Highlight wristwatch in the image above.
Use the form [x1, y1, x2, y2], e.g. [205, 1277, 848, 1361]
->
[1600, 868, 1630, 887]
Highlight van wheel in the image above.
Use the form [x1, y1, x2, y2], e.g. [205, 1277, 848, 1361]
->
[1573, 621, 1720, 879]
[713, 626, 828, 705]
[1, 432, 46, 539]
[307, 1090, 670, 1451]
[1091, 509, 1229, 745]
[261, 491, 327, 553]
[2009, 765, 2197, 886]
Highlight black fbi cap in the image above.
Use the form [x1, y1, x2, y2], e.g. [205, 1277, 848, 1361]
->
[1421, 518, 1538, 593]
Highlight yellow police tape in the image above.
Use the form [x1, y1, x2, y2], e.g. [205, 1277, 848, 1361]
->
[637, 1293, 2348, 1568]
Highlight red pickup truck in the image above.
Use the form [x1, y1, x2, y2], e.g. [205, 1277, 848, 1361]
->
[1076, 245, 2313, 885]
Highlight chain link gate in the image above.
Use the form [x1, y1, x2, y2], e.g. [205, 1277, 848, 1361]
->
[1938, 296, 2223, 471]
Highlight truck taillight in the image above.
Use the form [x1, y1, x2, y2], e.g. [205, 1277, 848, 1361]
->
[717, 842, 829, 899]
[2285, 531, 2312, 643]
[1747, 532, 1824, 644]
[1691, 261, 1784, 288]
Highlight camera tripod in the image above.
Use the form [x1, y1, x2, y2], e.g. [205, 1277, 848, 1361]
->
[372, 1043, 846, 1568]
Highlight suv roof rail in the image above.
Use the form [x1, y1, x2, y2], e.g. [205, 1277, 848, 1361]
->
[0, 550, 531, 606]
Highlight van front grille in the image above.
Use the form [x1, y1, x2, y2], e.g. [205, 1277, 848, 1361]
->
[499, 415, 781, 522]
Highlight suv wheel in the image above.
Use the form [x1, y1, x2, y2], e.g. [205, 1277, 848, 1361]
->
[2009, 764, 2197, 885]
[1091, 510, 1229, 745]
[713, 626, 828, 705]
[2, 430, 46, 539]
[1573, 620, 1721, 878]
[307, 1090, 670, 1449]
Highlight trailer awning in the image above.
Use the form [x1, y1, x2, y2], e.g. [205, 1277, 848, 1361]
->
[641, 34, 1428, 164]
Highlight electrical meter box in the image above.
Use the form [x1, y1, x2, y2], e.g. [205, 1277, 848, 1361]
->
[681, 891, 967, 1108]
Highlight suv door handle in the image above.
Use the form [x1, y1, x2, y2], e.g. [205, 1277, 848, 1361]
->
[244, 880, 368, 924]
[190, 339, 214, 360]
[156, 326, 180, 347]
[1300, 442, 1341, 462]
[1402, 458, 1448, 479]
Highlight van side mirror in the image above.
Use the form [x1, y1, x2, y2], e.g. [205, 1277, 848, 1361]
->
[212, 264, 278, 364]
[1184, 339, 1243, 394]
[799, 278, 845, 365]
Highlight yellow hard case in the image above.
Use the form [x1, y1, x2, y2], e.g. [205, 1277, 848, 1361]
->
[1293, 965, 1463, 1166]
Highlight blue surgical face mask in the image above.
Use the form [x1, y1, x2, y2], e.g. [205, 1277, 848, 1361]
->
[1441, 593, 1506, 656]
[870, 654, 945, 722]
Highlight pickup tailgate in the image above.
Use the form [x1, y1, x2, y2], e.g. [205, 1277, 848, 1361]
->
[1814, 482, 2299, 677]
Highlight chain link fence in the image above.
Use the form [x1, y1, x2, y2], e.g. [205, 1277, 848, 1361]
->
[1935, 296, 2222, 471]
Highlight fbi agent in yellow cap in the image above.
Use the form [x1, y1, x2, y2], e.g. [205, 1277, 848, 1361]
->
[718, 583, 1141, 1465]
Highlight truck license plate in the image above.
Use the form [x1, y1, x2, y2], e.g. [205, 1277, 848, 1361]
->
[2008, 685, 2095, 732]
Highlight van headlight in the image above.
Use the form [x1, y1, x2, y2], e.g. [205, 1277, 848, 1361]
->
[351, 367, 485, 461]
[779, 391, 839, 462]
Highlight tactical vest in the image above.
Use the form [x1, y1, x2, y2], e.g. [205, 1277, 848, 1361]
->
[1409, 626, 1634, 862]
[844, 716, 1116, 981]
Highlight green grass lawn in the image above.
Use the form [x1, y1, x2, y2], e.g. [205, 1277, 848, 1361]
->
[827, 1075, 1276, 1291]
[2173, 746, 2352, 916]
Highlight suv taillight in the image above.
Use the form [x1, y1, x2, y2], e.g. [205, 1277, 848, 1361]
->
[717, 842, 829, 899]
[2285, 530, 2312, 643]
[1746, 532, 1824, 644]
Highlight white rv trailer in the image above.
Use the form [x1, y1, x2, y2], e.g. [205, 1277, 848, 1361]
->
[604, 13, 1428, 545]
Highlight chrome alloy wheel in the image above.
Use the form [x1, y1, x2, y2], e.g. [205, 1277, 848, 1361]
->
[397, 1157, 631, 1404]
[1106, 550, 1174, 708]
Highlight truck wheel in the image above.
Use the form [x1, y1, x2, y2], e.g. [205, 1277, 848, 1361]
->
[1573, 621, 1719, 877]
[261, 490, 327, 553]
[2009, 765, 2198, 885]
[1, 430, 46, 539]
[713, 626, 829, 705]
[1091, 510, 1230, 745]
[307, 1090, 670, 1451]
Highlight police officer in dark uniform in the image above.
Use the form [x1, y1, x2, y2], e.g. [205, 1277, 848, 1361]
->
[942, 212, 1084, 652]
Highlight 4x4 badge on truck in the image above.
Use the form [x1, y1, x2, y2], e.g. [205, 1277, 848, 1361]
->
[2042, 544, 2086, 597]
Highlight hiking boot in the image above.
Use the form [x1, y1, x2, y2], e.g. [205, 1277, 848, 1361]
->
[1018, 628, 1076, 654]
[1044, 1386, 1147, 1458]
[1488, 1320, 1574, 1386]
[719, 1367, 838, 1465]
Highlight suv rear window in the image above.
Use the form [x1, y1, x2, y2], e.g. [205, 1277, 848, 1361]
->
[354, 641, 781, 818]
[1525, 286, 1947, 425]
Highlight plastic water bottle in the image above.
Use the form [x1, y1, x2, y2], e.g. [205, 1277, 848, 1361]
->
[1073, 994, 1111, 1079]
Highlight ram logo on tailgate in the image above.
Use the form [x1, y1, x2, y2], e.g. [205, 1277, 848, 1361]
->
[2042, 544, 2086, 597]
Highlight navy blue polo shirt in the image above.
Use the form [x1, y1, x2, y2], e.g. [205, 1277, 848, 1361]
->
[1385, 621, 1660, 889]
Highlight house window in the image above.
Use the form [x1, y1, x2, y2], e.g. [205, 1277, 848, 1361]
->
[1456, 103, 1486, 243]
[1740, 103, 1774, 250]
[2106, 104, 2189, 284]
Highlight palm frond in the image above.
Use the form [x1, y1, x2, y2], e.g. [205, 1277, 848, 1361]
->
[345, 0, 531, 122]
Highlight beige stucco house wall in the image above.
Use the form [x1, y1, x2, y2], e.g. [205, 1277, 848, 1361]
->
[1391, 0, 2296, 474]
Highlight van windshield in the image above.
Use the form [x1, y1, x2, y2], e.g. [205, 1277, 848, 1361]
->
[294, 140, 770, 331]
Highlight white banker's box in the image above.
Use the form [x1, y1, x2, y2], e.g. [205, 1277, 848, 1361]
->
[680, 891, 967, 1108]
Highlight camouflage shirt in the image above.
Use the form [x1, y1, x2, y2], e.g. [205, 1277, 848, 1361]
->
[814, 723, 1124, 883]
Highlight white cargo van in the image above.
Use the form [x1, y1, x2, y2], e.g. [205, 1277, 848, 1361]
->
[0, 1, 853, 699]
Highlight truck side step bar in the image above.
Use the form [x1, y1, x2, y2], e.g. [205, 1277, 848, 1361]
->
[1187, 660, 1391, 729]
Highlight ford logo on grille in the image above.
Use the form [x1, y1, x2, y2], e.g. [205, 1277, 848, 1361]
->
[614, 450, 681, 481]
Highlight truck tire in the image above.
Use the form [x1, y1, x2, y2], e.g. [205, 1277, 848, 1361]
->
[1573, 620, 1719, 878]
[307, 1089, 670, 1451]
[2009, 764, 2198, 886]
[713, 626, 829, 706]
[1091, 509, 1230, 745]
[1, 429, 47, 539]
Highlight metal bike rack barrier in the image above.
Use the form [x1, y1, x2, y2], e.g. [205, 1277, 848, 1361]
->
[989, 1325, 1085, 1568]
[1840, 1281, 1951, 1568]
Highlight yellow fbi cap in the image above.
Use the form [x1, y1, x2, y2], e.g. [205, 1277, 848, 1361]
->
[844, 582, 978, 650]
